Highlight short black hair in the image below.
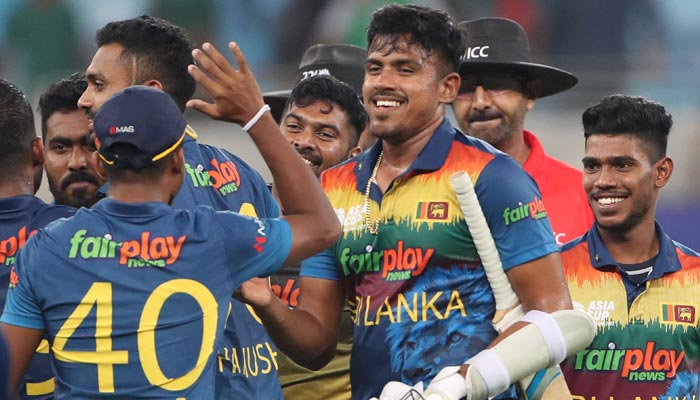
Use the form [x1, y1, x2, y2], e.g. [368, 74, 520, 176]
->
[0, 79, 36, 172]
[96, 15, 195, 111]
[38, 72, 87, 140]
[366, 4, 466, 73]
[583, 94, 672, 163]
[102, 143, 176, 181]
[284, 75, 368, 148]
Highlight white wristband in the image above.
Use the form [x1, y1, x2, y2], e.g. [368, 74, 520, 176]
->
[242, 104, 271, 133]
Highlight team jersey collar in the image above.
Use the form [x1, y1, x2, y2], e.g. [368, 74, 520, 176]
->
[522, 130, 546, 176]
[184, 124, 198, 141]
[93, 197, 173, 218]
[0, 195, 45, 216]
[354, 118, 456, 189]
[587, 221, 682, 279]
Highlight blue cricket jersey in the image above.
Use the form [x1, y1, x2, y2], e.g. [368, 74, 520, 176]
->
[173, 127, 284, 399]
[0, 195, 74, 399]
[1, 199, 292, 399]
[99, 125, 284, 398]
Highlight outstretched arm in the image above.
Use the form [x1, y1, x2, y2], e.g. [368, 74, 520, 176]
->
[187, 42, 340, 265]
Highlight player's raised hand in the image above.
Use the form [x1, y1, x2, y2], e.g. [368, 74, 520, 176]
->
[186, 42, 265, 125]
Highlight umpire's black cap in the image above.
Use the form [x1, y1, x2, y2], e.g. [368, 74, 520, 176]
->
[459, 18, 578, 98]
[263, 43, 366, 122]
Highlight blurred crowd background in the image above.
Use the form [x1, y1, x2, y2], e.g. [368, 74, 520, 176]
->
[1, 0, 699, 247]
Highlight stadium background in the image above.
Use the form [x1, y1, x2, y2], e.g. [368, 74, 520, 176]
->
[1, 0, 698, 248]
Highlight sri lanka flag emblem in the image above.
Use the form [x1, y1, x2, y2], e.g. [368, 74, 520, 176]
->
[661, 303, 695, 325]
[416, 201, 448, 220]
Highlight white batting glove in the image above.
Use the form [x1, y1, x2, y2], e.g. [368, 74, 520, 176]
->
[423, 366, 469, 400]
[369, 380, 424, 400]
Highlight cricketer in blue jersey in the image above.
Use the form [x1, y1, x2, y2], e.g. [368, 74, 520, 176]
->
[0, 196, 74, 399]
[0, 78, 77, 400]
[1, 80, 339, 398]
[76, 16, 286, 399]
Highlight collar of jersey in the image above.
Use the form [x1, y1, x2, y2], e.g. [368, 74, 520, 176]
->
[93, 197, 173, 217]
[184, 124, 198, 141]
[353, 118, 456, 192]
[0, 195, 45, 216]
[522, 130, 546, 176]
[586, 221, 682, 279]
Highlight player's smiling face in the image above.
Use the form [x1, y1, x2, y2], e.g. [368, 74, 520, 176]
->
[78, 43, 135, 133]
[362, 34, 452, 144]
[281, 100, 356, 177]
[582, 133, 665, 233]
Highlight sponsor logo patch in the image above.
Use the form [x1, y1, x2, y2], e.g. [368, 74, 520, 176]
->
[109, 125, 134, 134]
[339, 240, 435, 281]
[572, 341, 684, 382]
[0, 226, 36, 265]
[502, 197, 547, 226]
[68, 230, 185, 268]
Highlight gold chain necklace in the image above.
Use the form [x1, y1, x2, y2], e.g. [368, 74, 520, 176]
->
[363, 151, 383, 235]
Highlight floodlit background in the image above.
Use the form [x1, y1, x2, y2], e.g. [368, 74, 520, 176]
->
[2, 0, 699, 247]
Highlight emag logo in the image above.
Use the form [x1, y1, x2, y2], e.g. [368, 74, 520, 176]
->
[502, 197, 547, 226]
[572, 341, 684, 382]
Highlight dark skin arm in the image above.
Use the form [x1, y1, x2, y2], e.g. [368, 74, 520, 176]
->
[236, 275, 345, 369]
[0, 324, 44, 398]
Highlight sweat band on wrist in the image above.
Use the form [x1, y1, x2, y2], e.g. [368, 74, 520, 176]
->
[242, 104, 271, 133]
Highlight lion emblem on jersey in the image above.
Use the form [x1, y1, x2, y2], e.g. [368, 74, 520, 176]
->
[385, 266, 494, 385]
[662, 370, 700, 398]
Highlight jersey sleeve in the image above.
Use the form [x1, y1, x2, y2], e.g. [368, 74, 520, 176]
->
[0, 236, 45, 330]
[214, 211, 291, 285]
[259, 184, 280, 218]
[474, 155, 559, 270]
[300, 248, 341, 281]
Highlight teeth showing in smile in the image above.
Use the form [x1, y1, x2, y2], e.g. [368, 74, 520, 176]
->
[301, 158, 312, 166]
[598, 197, 624, 205]
[376, 100, 400, 107]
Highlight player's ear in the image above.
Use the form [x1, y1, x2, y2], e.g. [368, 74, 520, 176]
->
[347, 146, 362, 159]
[654, 156, 673, 188]
[438, 71, 461, 103]
[140, 80, 164, 91]
[31, 137, 44, 170]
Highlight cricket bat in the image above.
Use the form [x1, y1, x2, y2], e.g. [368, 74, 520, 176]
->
[450, 171, 570, 400]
